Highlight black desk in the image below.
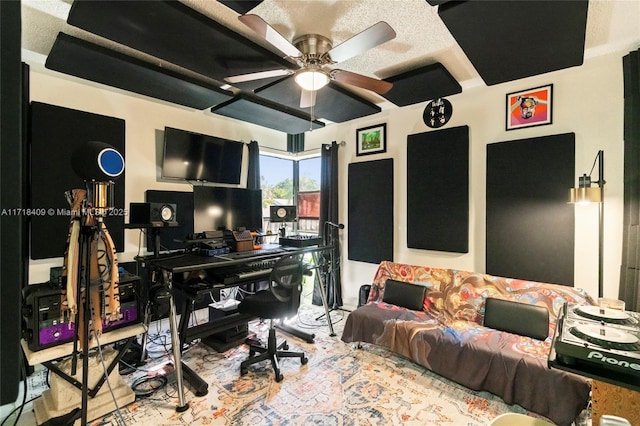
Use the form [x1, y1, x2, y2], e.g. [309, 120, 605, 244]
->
[141, 243, 335, 411]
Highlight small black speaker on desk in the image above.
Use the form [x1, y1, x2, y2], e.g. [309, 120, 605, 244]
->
[129, 202, 177, 226]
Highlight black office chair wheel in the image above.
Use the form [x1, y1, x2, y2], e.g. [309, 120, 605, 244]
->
[301, 356, 308, 365]
[241, 367, 248, 376]
[282, 342, 289, 350]
[275, 373, 284, 382]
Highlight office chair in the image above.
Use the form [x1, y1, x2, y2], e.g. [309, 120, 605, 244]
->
[237, 253, 308, 382]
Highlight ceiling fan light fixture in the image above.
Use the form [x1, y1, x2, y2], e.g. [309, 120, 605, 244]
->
[295, 69, 330, 91]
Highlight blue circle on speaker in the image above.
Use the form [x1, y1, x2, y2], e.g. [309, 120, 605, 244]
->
[98, 148, 125, 177]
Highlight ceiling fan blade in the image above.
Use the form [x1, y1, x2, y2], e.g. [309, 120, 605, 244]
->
[332, 69, 393, 94]
[239, 14, 302, 58]
[327, 21, 396, 64]
[300, 89, 317, 109]
[225, 69, 293, 84]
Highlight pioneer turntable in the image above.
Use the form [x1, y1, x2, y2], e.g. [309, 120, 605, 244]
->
[549, 302, 640, 389]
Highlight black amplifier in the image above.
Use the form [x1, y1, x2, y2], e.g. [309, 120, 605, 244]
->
[22, 273, 143, 352]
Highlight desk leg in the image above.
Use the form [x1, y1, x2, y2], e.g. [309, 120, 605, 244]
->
[312, 253, 335, 337]
[167, 273, 189, 412]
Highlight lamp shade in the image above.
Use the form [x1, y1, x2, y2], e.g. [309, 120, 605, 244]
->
[295, 69, 329, 91]
[568, 187, 602, 203]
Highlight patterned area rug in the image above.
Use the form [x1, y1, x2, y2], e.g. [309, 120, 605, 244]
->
[87, 305, 537, 425]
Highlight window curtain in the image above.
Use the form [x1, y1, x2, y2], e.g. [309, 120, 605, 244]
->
[247, 140, 260, 190]
[287, 133, 305, 153]
[313, 141, 343, 308]
[619, 48, 640, 312]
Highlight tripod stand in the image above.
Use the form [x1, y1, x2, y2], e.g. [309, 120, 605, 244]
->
[51, 187, 136, 426]
[314, 222, 350, 326]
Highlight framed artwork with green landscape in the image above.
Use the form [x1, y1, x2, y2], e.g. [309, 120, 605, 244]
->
[356, 123, 386, 156]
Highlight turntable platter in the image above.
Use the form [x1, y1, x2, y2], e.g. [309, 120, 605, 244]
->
[573, 324, 638, 344]
[575, 305, 631, 322]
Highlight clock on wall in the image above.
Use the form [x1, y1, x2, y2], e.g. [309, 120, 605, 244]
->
[423, 97, 453, 129]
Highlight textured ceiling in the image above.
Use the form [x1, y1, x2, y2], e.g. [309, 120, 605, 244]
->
[20, 0, 640, 127]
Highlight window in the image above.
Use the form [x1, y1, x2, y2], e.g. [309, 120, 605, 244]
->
[297, 157, 321, 233]
[259, 154, 320, 235]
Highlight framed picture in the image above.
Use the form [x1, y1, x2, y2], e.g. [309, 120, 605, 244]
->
[506, 84, 553, 130]
[356, 123, 387, 156]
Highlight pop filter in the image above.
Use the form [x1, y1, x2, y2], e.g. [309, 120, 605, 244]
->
[71, 141, 124, 182]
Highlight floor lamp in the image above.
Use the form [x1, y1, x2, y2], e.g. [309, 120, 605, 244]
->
[569, 150, 604, 298]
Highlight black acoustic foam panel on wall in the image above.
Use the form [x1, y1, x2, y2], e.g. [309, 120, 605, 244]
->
[1, 0, 23, 405]
[46, 33, 233, 110]
[438, 1, 588, 85]
[407, 126, 469, 253]
[145, 190, 194, 251]
[255, 77, 381, 123]
[382, 63, 462, 106]
[66, 1, 294, 82]
[30, 102, 126, 259]
[211, 93, 325, 134]
[486, 133, 575, 285]
[348, 159, 394, 264]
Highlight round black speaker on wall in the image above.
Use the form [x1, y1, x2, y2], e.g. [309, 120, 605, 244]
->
[423, 98, 453, 129]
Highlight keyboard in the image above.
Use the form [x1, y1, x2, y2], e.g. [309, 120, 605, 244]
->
[210, 259, 277, 284]
[218, 248, 283, 260]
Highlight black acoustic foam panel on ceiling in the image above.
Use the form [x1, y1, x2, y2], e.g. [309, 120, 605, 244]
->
[30, 102, 126, 260]
[407, 126, 469, 253]
[217, 1, 263, 14]
[66, 1, 294, 82]
[382, 63, 461, 106]
[486, 133, 575, 285]
[438, 1, 588, 85]
[255, 77, 381, 123]
[348, 159, 394, 264]
[211, 93, 325, 134]
[46, 33, 233, 110]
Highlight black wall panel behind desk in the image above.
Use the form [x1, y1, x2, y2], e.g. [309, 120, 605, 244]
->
[348, 159, 394, 264]
[30, 102, 125, 259]
[486, 133, 575, 285]
[407, 126, 469, 253]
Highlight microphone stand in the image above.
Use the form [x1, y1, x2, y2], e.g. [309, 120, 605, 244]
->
[315, 222, 350, 324]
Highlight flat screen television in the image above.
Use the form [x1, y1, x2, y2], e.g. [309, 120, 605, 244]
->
[193, 186, 263, 232]
[161, 126, 244, 184]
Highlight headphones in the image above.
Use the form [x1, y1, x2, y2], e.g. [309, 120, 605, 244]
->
[147, 270, 172, 319]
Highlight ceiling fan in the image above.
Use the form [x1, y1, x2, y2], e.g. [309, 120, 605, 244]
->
[225, 14, 396, 108]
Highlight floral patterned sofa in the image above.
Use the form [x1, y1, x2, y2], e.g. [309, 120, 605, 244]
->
[341, 261, 597, 426]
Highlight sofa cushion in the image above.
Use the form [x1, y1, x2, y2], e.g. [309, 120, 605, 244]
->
[483, 297, 549, 340]
[382, 279, 428, 311]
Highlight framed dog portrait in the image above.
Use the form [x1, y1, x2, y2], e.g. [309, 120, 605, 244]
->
[506, 84, 553, 130]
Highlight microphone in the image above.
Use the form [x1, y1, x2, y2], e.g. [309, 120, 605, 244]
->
[326, 221, 344, 229]
[71, 141, 125, 216]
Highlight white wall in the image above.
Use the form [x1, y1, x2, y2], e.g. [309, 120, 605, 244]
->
[27, 68, 286, 283]
[27, 49, 631, 309]
[307, 49, 630, 309]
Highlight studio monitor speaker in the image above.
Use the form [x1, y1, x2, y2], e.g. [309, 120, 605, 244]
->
[269, 205, 297, 222]
[129, 202, 177, 225]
